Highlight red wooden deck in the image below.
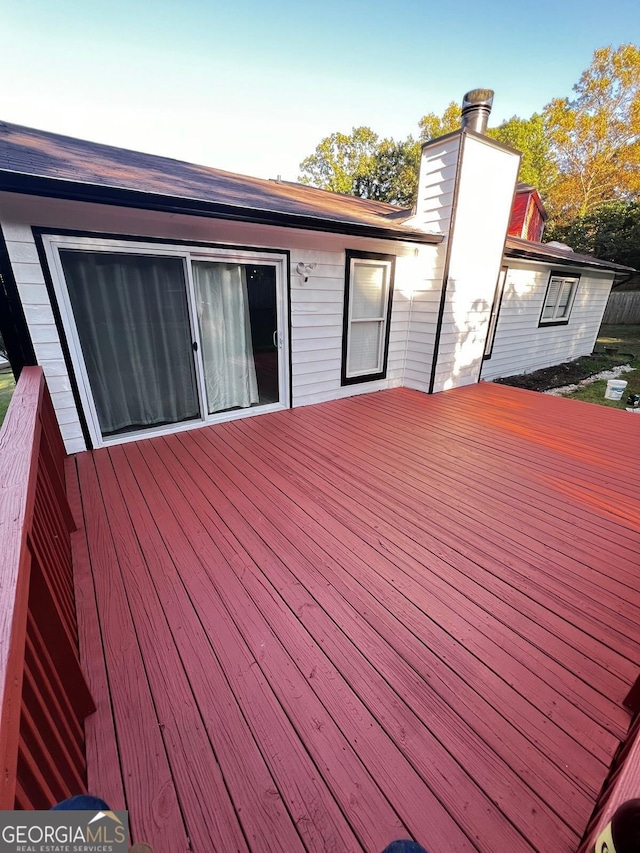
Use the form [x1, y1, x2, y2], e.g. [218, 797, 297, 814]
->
[65, 383, 640, 852]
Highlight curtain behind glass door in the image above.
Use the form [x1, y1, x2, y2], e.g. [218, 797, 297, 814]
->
[192, 262, 261, 414]
[60, 250, 200, 436]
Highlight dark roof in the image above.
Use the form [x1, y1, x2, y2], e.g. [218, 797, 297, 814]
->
[0, 121, 439, 244]
[505, 236, 634, 276]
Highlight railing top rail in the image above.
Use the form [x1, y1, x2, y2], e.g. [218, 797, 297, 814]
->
[0, 366, 45, 808]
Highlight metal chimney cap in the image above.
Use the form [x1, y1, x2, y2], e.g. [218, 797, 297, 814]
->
[462, 89, 494, 110]
[460, 89, 495, 134]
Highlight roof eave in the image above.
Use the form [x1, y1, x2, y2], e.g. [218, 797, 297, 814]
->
[504, 243, 634, 275]
[0, 171, 443, 246]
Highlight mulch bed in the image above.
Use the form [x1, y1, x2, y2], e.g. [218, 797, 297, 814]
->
[494, 352, 633, 392]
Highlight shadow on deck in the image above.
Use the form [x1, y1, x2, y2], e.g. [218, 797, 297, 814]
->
[65, 383, 640, 853]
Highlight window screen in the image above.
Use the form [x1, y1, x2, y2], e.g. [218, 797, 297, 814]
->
[540, 275, 579, 324]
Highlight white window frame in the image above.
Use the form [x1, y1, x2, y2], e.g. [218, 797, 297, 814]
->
[42, 234, 290, 448]
[539, 273, 579, 325]
[342, 251, 394, 384]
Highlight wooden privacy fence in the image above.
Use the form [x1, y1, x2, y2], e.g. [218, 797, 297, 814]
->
[603, 290, 640, 324]
[0, 367, 95, 809]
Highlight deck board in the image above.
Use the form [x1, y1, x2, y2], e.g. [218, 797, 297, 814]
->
[74, 452, 190, 850]
[91, 448, 251, 853]
[70, 384, 640, 853]
[114, 440, 370, 853]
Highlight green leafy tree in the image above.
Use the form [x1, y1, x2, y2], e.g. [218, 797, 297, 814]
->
[418, 101, 461, 142]
[359, 137, 421, 207]
[547, 200, 640, 269]
[300, 46, 640, 222]
[488, 113, 556, 197]
[298, 127, 379, 195]
[299, 103, 461, 206]
[544, 44, 640, 224]
[419, 103, 555, 193]
[299, 128, 420, 207]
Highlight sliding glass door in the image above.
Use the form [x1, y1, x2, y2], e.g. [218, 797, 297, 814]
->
[60, 250, 200, 437]
[46, 237, 288, 447]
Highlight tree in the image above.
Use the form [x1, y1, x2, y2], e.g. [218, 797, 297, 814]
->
[547, 200, 640, 270]
[298, 127, 379, 196]
[543, 44, 640, 224]
[418, 101, 461, 142]
[300, 46, 640, 218]
[358, 137, 421, 207]
[488, 113, 556, 197]
[299, 128, 420, 207]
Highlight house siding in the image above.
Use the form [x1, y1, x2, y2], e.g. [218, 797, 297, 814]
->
[403, 244, 446, 393]
[402, 136, 459, 393]
[1, 221, 86, 452]
[0, 191, 432, 451]
[289, 250, 416, 408]
[431, 134, 520, 392]
[410, 136, 461, 233]
[480, 261, 614, 380]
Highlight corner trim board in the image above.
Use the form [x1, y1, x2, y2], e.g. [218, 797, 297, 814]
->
[0, 225, 37, 377]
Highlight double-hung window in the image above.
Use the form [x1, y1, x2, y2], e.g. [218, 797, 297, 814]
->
[342, 250, 395, 384]
[539, 273, 579, 325]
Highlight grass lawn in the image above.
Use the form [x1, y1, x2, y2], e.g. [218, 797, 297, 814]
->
[0, 370, 16, 427]
[562, 324, 640, 410]
[562, 373, 640, 408]
[596, 323, 640, 358]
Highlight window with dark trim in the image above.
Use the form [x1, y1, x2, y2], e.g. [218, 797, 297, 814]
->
[341, 250, 395, 385]
[539, 273, 579, 326]
[483, 266, 507, 359]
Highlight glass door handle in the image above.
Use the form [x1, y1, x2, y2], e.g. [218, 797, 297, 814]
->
[273, 331, 279, 348]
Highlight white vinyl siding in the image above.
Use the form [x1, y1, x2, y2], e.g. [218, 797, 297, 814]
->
[0, 192, 428, 449]
[407, 135, 461, 233]
[480, 263, 614, 381]
[0, 222, 87, 453]
[540, 275, 578, 323]
[403, 243, 446, 393]
[344, 257, 392, 380]
[400, 137, 459, 394]
[289, 248, 413, 408]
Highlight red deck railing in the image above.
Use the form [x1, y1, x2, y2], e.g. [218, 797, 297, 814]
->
[579, 705, 640, 850]
[0, 367, 95, 809]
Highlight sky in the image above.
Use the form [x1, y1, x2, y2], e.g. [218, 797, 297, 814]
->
[2, 0, 639, 181]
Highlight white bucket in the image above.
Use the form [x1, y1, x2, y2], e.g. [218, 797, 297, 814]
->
[604, 379, 628, 400]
